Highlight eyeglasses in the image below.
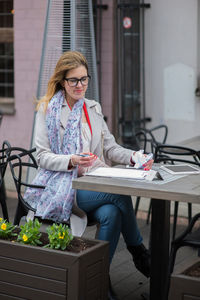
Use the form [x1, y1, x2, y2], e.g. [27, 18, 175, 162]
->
[64, 75, 91, 87]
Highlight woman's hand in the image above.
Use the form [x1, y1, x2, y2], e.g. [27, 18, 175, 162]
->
[131, 150, 154, 170]
[71, 152, 97, 168]
[143, 158, 154, 171]
[77, 155, 109, 176]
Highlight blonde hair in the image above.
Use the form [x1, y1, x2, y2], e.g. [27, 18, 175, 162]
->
[37, 51, 89, 112]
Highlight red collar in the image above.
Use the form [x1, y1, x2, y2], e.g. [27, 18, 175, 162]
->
[67, 101, 92, 135]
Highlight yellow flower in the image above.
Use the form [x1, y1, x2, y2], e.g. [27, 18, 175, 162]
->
[1, 223, 7, 230]
[58, 232, 65, 239]
[22, 234, 28, 242]
[0, 218, 3, 222]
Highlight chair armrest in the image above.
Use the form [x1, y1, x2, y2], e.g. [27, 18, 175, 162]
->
[21, 181, 45, 189]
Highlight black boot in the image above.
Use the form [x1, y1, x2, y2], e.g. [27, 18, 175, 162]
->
[108, 276, 120, 300]
[127, 244, 150, 278]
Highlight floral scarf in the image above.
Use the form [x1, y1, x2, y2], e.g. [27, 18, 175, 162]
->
[24, 90, 83, 222]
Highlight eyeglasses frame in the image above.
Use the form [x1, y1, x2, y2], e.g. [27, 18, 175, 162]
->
[64, 75, 91, 87]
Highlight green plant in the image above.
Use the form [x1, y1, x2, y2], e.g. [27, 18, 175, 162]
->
[0, 217, 17, 238]
[45, 223, 73, 250]
[17, 218, 42, 246]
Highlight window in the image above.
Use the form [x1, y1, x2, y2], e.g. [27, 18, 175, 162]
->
[0, 0, 14, 114]
[0, 43, 14, 97]
[0, 0, 13, 27]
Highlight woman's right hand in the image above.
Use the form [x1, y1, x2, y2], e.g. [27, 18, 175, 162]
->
[71, 152, 97, 168]
[77, 155, 109, 176]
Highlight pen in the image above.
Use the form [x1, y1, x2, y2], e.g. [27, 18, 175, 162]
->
[76, 154, 90, 157]
[143, 153, 153, 164]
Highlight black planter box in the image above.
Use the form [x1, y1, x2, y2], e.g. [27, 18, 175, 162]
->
[0, 235, 109, 300]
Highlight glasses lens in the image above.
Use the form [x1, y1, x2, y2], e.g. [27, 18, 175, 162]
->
[81, 76, 89, 86]
[68, 79, 78, 87]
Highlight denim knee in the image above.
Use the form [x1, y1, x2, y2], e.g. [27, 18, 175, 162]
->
[114, 194, 134, 210]
[95, 204, 121, 229]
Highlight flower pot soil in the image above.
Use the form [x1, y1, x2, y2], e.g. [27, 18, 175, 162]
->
[4, 228, 94, 253]
[183, 262, 200, 278]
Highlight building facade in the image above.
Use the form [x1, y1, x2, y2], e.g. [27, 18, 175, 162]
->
[0, 0, 200, 153]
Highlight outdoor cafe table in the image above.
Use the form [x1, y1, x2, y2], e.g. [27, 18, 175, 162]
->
[72, 168, 200, 300]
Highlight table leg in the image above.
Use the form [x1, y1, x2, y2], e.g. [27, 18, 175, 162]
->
[150, 198, 170, 300]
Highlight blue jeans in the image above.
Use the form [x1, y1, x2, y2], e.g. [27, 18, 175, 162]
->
[76, 190, 143, 263]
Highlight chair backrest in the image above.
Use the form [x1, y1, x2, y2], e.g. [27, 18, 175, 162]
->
[0, 140, 12, 220]
[154, 144, 200, 166]
[7, 145, 99, 231]
[6, 147, 38, 189]
[135, 124, 168, 154]
[135, 130, 147, 152]
[0, 140, 11, 184]
[149, 124, 168, 144]
[6, 146, 44, 225]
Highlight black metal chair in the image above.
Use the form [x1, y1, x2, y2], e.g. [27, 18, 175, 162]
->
[6, 147, 39, 225]
[135, 124, 168, 154]
[165, 212, 200, 299]
[154, 144, 200, 240]
[0, 140, 11, 221]
[7, 146, 100, 235]
[169, 212, 200, 274]
[134, 124, 168, 221]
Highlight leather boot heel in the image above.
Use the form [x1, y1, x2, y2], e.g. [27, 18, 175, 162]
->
[127, 243, 150, 278]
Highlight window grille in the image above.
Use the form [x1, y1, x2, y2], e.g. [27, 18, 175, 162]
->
[0, 0, 14, 99]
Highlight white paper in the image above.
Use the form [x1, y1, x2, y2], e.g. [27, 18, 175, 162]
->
[86, 167, 148, 180]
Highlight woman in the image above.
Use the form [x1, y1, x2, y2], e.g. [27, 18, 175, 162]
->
[24, 51, 153, 300]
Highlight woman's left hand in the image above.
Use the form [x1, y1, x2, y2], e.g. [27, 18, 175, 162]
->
[143, 158, 154, 171]
[131, 150, 154, 170]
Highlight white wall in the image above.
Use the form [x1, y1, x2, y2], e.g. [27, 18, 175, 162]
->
[145, 0, 200, 143]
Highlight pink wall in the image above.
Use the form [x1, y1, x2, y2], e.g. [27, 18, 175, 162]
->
[100, 0, 114, 132]
[0, 0, 47, 148]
